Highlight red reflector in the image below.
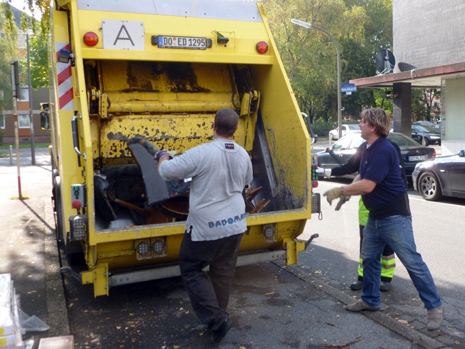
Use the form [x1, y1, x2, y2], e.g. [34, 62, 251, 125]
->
[312, 180, 318, 188]
[72, 201, 81, 209]
[256, 41, 268, 54]
[83, 32, 99, 46]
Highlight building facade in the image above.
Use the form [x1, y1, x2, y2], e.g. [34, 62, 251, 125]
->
[351, 0, 465, 155]
[1, 87, 51, 144]
[0, 4, 51, 145]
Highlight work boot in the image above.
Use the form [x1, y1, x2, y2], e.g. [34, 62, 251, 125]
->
[350, 280, 363, 291]
[427, 306, 444, 331]
[213, 318, 232, 343]
[380, 281, 392, 292]
[346, 300, 380, 312]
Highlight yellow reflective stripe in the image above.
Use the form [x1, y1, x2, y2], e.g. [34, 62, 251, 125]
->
[358, 256, 396, 278]
[358, 257, 363, 277]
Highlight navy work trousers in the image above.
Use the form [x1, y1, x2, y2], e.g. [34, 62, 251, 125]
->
[179, 231, 243, 331]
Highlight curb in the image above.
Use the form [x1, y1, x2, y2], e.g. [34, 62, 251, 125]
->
[285, 264, 448, 349]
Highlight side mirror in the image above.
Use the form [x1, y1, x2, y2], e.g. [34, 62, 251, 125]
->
[459, 150, 465, 157]
[325, 147, 331, 152]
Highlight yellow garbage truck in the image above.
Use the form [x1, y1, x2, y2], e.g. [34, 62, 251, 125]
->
[49, 0, 319, 297]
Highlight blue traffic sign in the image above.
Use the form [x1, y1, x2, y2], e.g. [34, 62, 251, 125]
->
[341, 83, 357, 93]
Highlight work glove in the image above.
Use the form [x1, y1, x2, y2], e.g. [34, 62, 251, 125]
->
[315, 168, 332, 178]
[323, 187, 344, 206]
[127, 135, 159, 156]
[155, 150, 172, 161]
[335, 195, 351, 211]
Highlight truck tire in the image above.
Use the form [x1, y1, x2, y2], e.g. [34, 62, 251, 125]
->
[53, 176, 64, 242]
[65, 236, 86, 266]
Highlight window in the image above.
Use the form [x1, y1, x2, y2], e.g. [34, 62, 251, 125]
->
[0, 112, 4, 129]
[18, 87, 29, 102]
[18, 114, 30, 129]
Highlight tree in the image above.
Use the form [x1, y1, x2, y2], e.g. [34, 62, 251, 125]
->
[411, 89, 441, 121]
[339, 0, 393, 116]
[262, 0, 393, 121]
[0, 1, 50, 90]
[0, 2, 18, 111]
[19, 20, 49, 89]
[263, 0, 367, 122]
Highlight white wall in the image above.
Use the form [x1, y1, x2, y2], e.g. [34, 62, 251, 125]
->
[441, 77, 465, 155]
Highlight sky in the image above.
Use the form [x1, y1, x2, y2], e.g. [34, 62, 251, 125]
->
[4, 0, 41, 19]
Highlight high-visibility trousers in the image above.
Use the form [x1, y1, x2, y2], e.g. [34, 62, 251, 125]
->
[357, 225, 396, 282]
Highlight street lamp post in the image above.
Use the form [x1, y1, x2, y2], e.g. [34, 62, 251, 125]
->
[291, 19, 342, 139]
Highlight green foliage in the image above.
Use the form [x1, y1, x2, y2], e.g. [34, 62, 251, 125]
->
[0, 2, 18, 111]
[19, 30, 49, 89]
[263, 0, 393, 122]
[411, 89, 441, 121]
[310, 118, 337, 137]
[373, 88, 393, 114]
[263, 0, 368, 122]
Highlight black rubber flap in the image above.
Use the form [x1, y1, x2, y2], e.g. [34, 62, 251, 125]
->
[128, 143, 170, 205]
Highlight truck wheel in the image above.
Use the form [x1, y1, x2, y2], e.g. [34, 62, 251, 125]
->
[53, 176, 64, 242]
[65, 236, 86, 266]
[418, 172, 442, 201]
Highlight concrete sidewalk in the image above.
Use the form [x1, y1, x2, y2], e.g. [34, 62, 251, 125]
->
[0, 163, 70, 348]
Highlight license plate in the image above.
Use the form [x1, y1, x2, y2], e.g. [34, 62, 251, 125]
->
[408, 155, 428, 161]
[158, 36, 207, 50]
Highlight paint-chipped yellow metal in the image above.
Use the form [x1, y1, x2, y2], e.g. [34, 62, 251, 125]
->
[50, 0, 313, 296]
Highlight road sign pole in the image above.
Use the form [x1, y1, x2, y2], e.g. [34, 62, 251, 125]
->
[11, 61, 23, 199]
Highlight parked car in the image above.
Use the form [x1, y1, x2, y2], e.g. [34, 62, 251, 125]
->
[328, 124, 361, 141]
[411, 124, 441, 146]
[413, 120, 435, 128]
[316, 132, 436, 180]
[431, 121, 442, 133]
[412, 150, 465, 201]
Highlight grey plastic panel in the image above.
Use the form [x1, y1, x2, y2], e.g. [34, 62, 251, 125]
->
[77, 0, 262, 22]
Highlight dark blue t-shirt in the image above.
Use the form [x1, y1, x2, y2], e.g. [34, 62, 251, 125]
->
[359, 137, 409, 218]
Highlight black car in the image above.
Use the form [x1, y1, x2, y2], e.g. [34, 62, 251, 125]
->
[412, 150, 465, 201]
[411, 124, 441, 146]
[316, 132, 436, 179]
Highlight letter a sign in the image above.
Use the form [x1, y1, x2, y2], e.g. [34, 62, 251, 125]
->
[102, 20, 144, 50]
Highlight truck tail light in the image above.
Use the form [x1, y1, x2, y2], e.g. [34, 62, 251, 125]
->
[152, 238, 166, 255]
[135, 238, 167, 260]
[256, 41, 268, 54]
[311, 157, 319, 188]
[69, 215, 88, 241]
[263, 223, 277, 243]
[83, 32, 99, 46]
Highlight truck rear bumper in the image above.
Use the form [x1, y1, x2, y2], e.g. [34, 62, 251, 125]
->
[109, 250, 287, 287]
